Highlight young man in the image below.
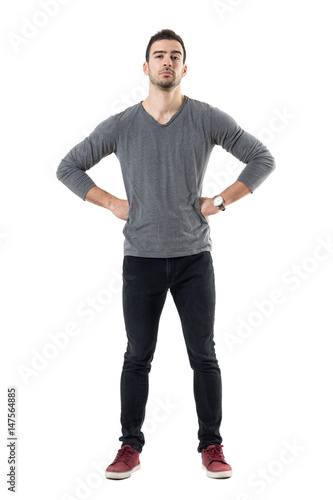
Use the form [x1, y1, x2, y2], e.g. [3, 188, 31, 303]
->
[56, 29, 275, 480]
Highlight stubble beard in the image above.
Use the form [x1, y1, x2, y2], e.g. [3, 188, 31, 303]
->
[148, 70, 182, 91]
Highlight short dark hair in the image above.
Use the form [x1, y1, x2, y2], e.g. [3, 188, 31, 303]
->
[145, 29, 186, 64]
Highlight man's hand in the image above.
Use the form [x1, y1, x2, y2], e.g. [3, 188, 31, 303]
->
[198, 181, 252, 218]
[199, 197, 220, 218]
[110, 197, 129, 221]
[84, 186, 129, 220]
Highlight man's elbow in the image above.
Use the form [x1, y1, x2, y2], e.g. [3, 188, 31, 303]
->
[269, 154, 276, 172]
[56, 164, 62, 181]
[56, 159, 70, 182]
[260, 150, 276, 176]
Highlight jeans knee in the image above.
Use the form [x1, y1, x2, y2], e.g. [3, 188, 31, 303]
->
[123, 349, 154, 373]
[188, 355, 220, 373]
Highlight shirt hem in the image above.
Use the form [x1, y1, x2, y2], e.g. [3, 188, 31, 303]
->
[123, 245, 212, 258]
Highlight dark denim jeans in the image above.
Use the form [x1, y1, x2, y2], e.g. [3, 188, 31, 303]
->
[119, 251, 222, 453]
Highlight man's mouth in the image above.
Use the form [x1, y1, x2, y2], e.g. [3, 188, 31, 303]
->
[160, 71, 173, 76]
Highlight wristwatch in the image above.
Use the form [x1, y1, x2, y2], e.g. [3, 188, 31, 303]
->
[212, 195, 225, 211]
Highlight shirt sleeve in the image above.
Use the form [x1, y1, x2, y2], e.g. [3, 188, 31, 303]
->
[56, 115, 117, 200]
[210, 106, 276, 192]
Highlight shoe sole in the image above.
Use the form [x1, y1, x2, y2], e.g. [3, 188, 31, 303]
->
[105, 464, 141, 480]
[202, 464, 232, 479]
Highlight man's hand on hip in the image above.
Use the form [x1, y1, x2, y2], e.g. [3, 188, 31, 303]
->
[198, 181, 252, 218]
[84, 185, 129, 220]
[199, 197, 220, 218]
[110, 198, 129, 221]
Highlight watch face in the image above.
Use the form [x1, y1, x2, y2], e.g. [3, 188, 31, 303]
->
[213, 195, 223, 207]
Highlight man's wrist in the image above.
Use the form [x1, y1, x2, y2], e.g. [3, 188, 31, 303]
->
[84, 186, 119, 211]
[212, 194, 225, 211]
[217, 181, 251, 208]
[108, 196, 118, 212]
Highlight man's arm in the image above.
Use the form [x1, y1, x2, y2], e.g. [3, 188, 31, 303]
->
[199, 106, 276, 218]
[56, 115, 127, 218]
[84, 186, 129, 221]
[199, 180, 251, 217]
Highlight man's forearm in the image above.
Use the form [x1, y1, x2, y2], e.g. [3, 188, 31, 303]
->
[84, 185, 117, 210]
[199, 180, 252, 217]
[220, 180, 251, 208]
[84, 185, 130, 221]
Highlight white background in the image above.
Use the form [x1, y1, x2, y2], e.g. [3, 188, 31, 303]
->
[1, 0, 332, 499]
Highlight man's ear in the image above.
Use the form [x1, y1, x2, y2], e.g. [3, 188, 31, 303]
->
[143, 61, 149, 75]
[182, 64, 188, 77]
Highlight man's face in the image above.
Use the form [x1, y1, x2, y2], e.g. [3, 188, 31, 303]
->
[143, 39, 187, 91]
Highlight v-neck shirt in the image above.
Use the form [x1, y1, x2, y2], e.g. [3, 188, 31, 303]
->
[57, 96, 275, 258]
[140, 96, 187, 127]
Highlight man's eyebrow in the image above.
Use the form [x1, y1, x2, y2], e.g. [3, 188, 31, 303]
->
[152, 50, 182, 56]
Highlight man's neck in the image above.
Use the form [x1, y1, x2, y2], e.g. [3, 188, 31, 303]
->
[142, 87, 184, 121]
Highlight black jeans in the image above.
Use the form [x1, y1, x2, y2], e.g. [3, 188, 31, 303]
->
[119, 251, 222, 453]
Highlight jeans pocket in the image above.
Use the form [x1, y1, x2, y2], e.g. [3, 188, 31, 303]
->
[122, 256, 137, 280]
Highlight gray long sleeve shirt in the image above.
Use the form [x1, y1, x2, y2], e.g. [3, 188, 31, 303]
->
[56, 96, 276, 258]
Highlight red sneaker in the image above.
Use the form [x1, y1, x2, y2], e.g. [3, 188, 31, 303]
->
[201, 444, 232, 479]
[105, 445, 141, 480]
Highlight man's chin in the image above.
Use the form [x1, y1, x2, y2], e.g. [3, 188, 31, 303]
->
[157, 83, 175, 90]
[157, 78, 179, 90]
[149, 75, 180, 91]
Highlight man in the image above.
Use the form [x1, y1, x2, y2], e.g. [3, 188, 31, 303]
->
[56, 29, 276, 480]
